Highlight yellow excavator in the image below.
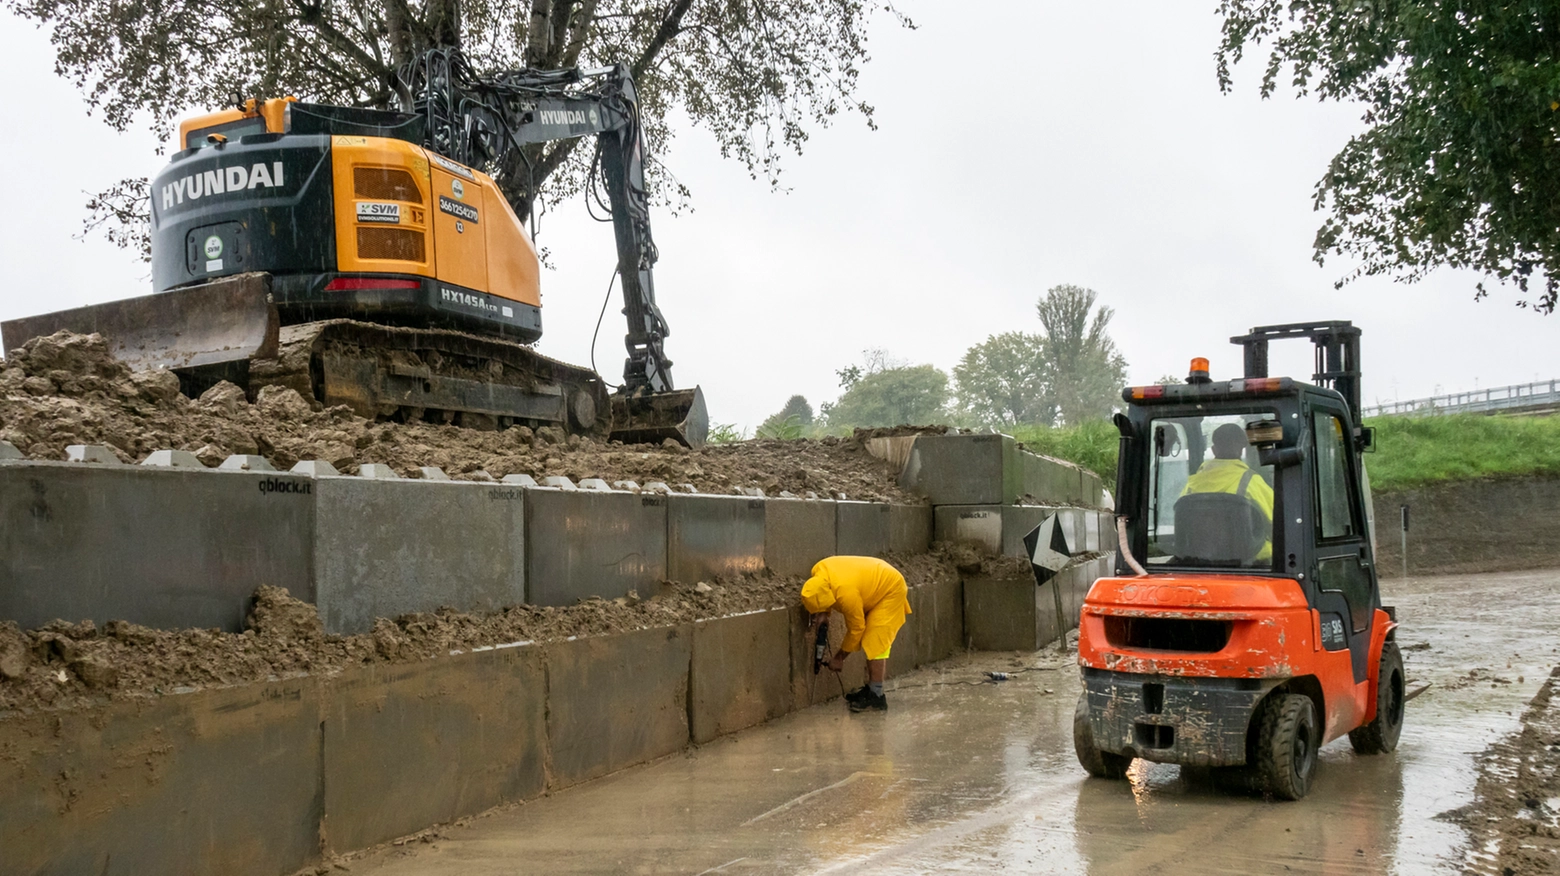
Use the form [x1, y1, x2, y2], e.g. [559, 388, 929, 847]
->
[1, 48, 706, 446]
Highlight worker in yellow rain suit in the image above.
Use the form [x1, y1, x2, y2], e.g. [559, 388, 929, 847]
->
[1181, 422, 1275, 561]
[800, 555, 910, 713]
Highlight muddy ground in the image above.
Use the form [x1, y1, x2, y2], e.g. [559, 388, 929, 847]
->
[0, 331, 918, 501]
[0, 551, 958, 714]
[1447, 667, 1560, 874]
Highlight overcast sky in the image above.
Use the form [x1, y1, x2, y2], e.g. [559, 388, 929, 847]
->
[1, 2, 1553, 431]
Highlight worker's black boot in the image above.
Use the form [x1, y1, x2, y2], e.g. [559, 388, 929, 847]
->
[848, 688, 888, 713]
[844, 685, 872, 704]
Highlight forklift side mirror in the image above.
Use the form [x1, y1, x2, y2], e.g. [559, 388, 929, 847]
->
[1153, 425, 1181, 457]
[1356, 426, 1376, 453]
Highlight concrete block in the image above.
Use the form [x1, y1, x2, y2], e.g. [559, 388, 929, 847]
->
[837, 501, 891, 557]
[933, 504, 1056, 559]
[690, 608, 792, 743]
[540, 475, 576, 490]
[0, 439, 21, 460]
[219, 454, 275, 472]
[0, 462, 314, 631]
[917, 566, 966, 662]
[612, 480, 640, 491]
[934, 505, 1003, 555]
[66, 444, 119, 464]
[358, 463, 399, 479]
[0, 676, 324, 876]
[141, 449, 203, 467]
[415, 466, 450, 480]
[314, 478, 525, 634]
[525, 489, 667, 606]
[322, 646, 546, 852]
[888, 504, 932, 554]
[667, 494, 765, 584]
[764, 498, 836, 576]
[291, 459, 340, 476]
[643, 481, 672, 494]
[501, 473, 537, 486]
[964, 572, 1052, 651]
[545, 625, 692, 788]
[578, 478, 613, 491]
[900, 433, 1018, 505]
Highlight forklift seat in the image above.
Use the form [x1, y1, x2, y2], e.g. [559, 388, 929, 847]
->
[1172, 492, 1269, 565]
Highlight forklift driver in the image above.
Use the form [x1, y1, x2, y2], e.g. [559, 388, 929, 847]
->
[1180, 423, 1275, 561]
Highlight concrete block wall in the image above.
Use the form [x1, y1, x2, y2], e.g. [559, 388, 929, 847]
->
[0, 455, 933, 634]
[0, 568, 966, 876]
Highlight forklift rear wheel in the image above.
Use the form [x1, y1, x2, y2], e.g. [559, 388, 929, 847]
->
[1255, 693, 1319, 800]
[1349, 641, 1405, 755]
[1074, 693, 1132, 779]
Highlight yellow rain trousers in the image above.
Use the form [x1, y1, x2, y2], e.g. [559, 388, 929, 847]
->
[799, 556, 910, 660]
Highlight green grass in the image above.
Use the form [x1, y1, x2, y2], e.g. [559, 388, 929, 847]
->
[1008, 420, 1120, 480]
[1361, 413, 1560, 491]
[1003, 414, 1560, 493]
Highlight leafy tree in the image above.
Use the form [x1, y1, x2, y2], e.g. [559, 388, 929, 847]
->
[820, 352, 948, 428]
[1035, 284, 1127, 426]
[756, 394, 813, 439]
[952, 331, 1052, 427]
[11, 0, 909, 252]
[1217, 1, 1560, 312]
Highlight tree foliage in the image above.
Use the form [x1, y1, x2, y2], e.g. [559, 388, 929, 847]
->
[953, 285, 1127, 428]
[1036, 284, 1128, 426]
[821, 352, 948, 428]
[11, 0, 908, 252]
[952, 331, 1051, 427]
[1217, 1, 1560, 312]
[756, 394, 813, 439]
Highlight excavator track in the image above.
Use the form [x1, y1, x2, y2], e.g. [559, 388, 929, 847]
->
[248, 320, 613, 438]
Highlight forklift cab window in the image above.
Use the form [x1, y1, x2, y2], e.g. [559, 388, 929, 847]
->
[1313, 413, 1359, 539]
[1145, 412, 1276, 570]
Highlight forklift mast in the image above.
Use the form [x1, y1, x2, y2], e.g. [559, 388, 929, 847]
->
[1229, 321, 1362, 425]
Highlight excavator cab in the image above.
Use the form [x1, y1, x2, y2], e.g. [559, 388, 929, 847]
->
[1073, 321, 1404, 800]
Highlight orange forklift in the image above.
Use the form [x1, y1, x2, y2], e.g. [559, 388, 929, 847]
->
[1073, 321, 1404, 799]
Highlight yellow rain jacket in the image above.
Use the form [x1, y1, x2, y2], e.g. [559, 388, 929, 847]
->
[1181, 458, 1275, 560]
[800, 556, 910, 661]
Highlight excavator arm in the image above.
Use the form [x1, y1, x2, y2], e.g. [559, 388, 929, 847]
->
[401, 49, 677, 396]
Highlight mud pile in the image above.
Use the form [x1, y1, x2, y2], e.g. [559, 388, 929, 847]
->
[0, 331, 919, 502]
[0, 551, 957, 713]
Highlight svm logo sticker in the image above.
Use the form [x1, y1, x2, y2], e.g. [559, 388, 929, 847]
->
[356, 202, 402, 224]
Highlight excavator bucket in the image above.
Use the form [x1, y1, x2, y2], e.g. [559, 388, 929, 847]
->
[0, 274, 278, 371]
[610, 386, 709, 449]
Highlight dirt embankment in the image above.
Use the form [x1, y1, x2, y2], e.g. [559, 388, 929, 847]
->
[0, 551, 958, 714]
[1373, 476, 1560, 576]
[0, 332, 919, 502]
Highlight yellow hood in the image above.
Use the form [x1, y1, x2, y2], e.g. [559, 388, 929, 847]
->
[800, 575, 836, 613]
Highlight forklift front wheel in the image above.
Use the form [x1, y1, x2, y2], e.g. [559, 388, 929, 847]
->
[1255, 693, 1320, 800]
[1349, 641, 1406, 755]
[1074, 693, 1132, 779]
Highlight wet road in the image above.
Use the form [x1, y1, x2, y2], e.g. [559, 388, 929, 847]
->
[350, 569, 1560, 875]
